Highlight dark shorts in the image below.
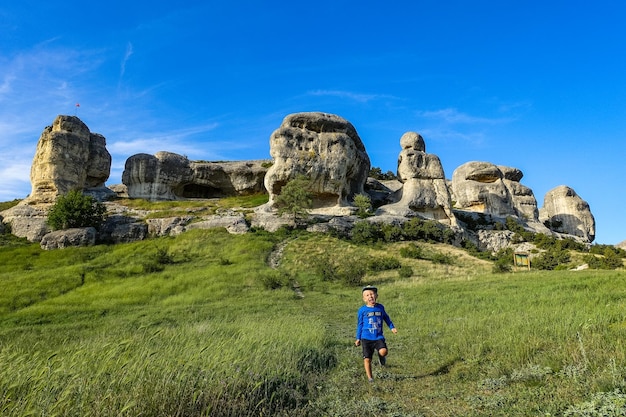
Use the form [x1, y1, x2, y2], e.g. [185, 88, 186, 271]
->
[361, 338, 387, 359]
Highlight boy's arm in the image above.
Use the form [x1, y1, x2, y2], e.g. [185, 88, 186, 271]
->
[383, 308, 398, 333]
[355, 309, 363, 344]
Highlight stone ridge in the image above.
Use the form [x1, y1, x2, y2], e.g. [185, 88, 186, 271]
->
[0, 112, 599, 249]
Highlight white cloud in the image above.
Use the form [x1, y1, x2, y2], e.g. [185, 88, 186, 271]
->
[416, 108, 513, 124]
[120, 42, 134, 78]
[307, 89, 395, 103]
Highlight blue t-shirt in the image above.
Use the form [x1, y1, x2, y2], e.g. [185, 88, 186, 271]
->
[356, 303, 395, 341]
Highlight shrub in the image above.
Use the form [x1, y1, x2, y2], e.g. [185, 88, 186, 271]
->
[533, 248, 571, 270]
[402, 217, 454, 243]
[398, 265, 413, 278]
[368, 256, 401, 272]
[337, 258, 366, 286]
[430, 252, 454, 265]
[400, 243, 424, 259]
[353, 193, 373, 218]
[46, 189, 107, 231]
[492, 257, 512, 273]
[350, 221, 380, 244]
[582, 249, 624, 270]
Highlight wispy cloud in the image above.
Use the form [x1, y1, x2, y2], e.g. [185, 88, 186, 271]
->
[307, 89, 395, 103]
[120, 42, 134, 78]
[107, 123, 220, 156]
[416, 108, 513, 124]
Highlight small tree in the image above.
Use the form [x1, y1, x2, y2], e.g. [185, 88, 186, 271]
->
[274, 175, 313, 224]
[353, 193, 373, 218]
[47, 189, 107, 231]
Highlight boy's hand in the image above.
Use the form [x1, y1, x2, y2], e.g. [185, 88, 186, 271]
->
[355, 339, 361, 347]
[391, 328, 398, 334]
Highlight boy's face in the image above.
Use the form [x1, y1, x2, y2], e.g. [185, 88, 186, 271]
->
[362, 289, 377, 306]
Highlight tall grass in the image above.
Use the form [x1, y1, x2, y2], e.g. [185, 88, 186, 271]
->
[1, 229, 626, 416]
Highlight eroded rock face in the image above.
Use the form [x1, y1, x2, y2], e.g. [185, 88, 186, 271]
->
[539, 185, 595, 242]
[264, 112, 370, 210]
[377, 132, 456, 226]
[451, 161, 539, 221]
[40, 227, 96, 250]
[451, 161, 515, 217]
[29, 115, 112, 204]
[499, 165, 538, 221]
[122, 151, 269, 200]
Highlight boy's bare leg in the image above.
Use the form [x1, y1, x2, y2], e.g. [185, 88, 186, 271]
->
[364, 358, 373, 381]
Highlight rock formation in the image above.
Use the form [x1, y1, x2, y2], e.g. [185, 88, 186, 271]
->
[263, 112, 370, 211]
[376, 132, 457, 227]
[499, 165, 538, 221]
[539, 185, 595, 242]
[1, 115, 114, 241]
[450, 161, 541, 222]
[40, 227, 97, 250]
[28, 115, 113, 204]
[1, 111, 603, 247]
[122, 152, 269, 200]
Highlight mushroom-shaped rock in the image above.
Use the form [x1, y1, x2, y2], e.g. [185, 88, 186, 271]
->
[451, 161, 516, 217]
[264, 112, 370, 210]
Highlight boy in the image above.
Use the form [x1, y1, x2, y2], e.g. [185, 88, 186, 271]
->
[355, 285, 397, 382]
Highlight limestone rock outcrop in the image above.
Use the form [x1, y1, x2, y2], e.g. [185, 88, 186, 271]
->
[28, 115, 113, 204]
[539, 185, 595, 242]
[122, 152, 269, 200]
[40, 227, 96, 250]
[1, 115, 114, 241]
[263, 112, 370, 211]
[377, 132, 456, 226]
[450, 161, 540, 221]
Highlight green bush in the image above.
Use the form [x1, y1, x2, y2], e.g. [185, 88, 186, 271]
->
[533, 248, 571, 270]
[367, 256, 401, 272]
[400, 243, 424, 259]
[352, 193, 373, 218]
[582, 249, 624, 270]
[350, 221, 380, 244]
[46, 189, 107, 231]
[398, 265, 413, 278]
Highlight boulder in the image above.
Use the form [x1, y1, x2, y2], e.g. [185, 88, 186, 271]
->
[122, 151, 269, 200]
[364, 178, 402, 208]
[263, 112, 370, 212]
[146, 216, 193, 237]
[539, 185, 595, 242]
[186, 212, 249, 235]
[377, 132, 457, 226]
[40, 227, 96, 250]
[0, 204, 50, 242]
[99, 215, 148, 244]
[451, 161, 516, 217]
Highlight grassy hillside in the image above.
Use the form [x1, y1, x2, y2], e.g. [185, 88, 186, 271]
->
[2, 222, 626, 416]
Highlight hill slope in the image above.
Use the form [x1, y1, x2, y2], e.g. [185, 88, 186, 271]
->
[2, 228, 626, 416]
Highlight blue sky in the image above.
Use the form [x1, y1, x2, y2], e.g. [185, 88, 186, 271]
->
[1, 1, 625, 244]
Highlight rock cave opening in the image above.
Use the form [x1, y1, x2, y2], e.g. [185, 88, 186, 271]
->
[181, 183, 224, 199]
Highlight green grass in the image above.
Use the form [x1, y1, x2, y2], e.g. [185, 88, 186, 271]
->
[115, 193, 269, 219]
[1, 229, 626, 416]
